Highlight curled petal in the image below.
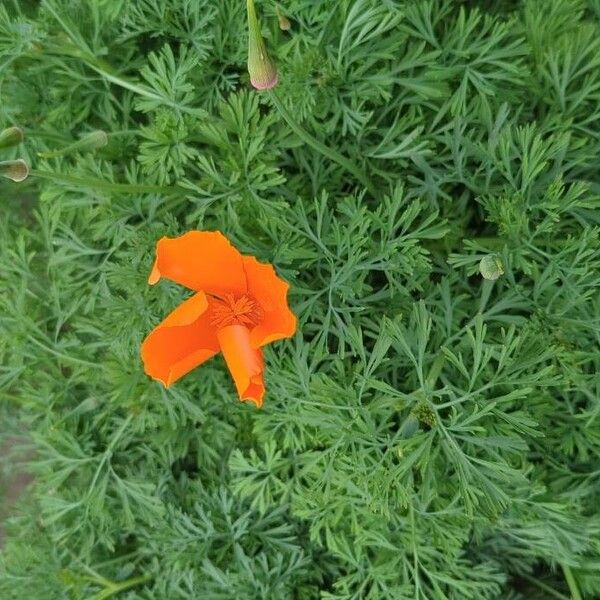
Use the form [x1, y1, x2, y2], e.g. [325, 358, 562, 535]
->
[149, 231, 247, 296]
[217, 325, 265, 407]
[243, 256, 296, 347]
[141, 291, 220, 387]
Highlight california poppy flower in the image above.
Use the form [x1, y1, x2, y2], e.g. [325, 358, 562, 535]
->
[141, 231, 296, 407]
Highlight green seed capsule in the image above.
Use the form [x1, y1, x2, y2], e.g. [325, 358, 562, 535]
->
[479, 254, 505, 280]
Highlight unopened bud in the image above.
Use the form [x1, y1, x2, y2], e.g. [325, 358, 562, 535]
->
[38, 130, 108, 158]
[276, 6, 291, 31]
[479, 254, 505, 281]
[0, 126, 24, 150]
[399, 414, 420, 439]
[0, 159, 29, 182]
[247, 0, 278, 90]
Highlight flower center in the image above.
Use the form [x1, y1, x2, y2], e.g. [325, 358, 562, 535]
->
[210, 294, 263, 329]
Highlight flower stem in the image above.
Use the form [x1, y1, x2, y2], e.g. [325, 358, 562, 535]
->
[562, 565, 582, 600]
[42, 3, 205, 118]
[268, 89, 377, 197]
[519, 572, 570, 600]
[88, 574, 152, 600]
[424, 235, 570, 254]
[30, 169, 187, 195]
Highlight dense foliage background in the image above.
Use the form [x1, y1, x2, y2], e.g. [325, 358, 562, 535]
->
[1, 0, 600, 598]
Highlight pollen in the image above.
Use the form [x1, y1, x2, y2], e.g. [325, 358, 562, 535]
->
[210, 294, 263, 329]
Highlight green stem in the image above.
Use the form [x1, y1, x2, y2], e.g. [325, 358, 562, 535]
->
[465, 236, 506, 249]
[30, 169, 186, 195]
[88, 61, 205, 117]
[27, 335, 103, 369]
[42, 2, 205, 118]
[27, 129, 138, 142]
[37, 131, 108, 158]
[94, 574, 152, 600]
[562, 565, 582, 600]
[520, 572, 570, 600]
[268, 89, 377, 197]
[424, 235, 571, 254]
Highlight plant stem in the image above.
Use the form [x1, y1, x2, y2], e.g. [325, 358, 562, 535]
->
[42, 2, 205, 118]
[562, 565, 582, 600]
[30, 169, 186, 195]
[94, 574, 152, 600]
[424, 235, 570, 254]
[268, 89, 377, 197]
[519, 572, 570, 600]
[27, 335, 103, 369]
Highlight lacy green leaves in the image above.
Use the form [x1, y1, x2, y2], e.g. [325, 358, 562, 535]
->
[2, 0, 600, 598]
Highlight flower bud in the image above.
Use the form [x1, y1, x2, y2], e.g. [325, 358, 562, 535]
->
[0, 159, 29, 182]
[276, 6, 291, 31]
[38, 130, 108, 158]
[0, 126, 24, 150]
[247, 0, 278, 90]
[399, 414, 420, 439]
[479, 254, 505, 280]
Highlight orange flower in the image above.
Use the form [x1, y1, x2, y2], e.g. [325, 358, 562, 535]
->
[141, 231, 296, 407]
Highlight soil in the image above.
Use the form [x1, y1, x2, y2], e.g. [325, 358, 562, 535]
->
[0, 438, 33, 548]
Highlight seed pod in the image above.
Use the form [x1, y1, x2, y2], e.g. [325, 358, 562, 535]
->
[38, 130, 108, 158]
[0, 126, 24, 150]
[247, 0, 278, 90]
[479, 254, 505, 281]
[0, 159, 29, 182]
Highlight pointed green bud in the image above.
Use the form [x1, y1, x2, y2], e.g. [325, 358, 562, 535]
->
[0, 126, 24, 150]
[38, 130, 108, 158]
[276, 6, 291, 31]
[479, 254, 505, 280]
[0, 159, 29, 182]
[399, 414, 420, 439]
[247, 0, 278, 90]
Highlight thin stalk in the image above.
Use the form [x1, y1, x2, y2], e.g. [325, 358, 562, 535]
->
[26, 129, 138, 142]
[96, 575, 152, 600]
[562, 565, 582, 600]
[27, 335, 103, 369]
[88, 62, 206, 117]
[424, 235, 571, 254]
[37, 131, 108, 158]
[519, 572, 570, 600]
[268, 89, 377, 197]
[30, 169, 186, 195]
[42, 2, 205, 118]
[64, 547, 152, 599]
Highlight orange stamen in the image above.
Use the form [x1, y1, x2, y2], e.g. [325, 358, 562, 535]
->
[210, 294, 263, 329]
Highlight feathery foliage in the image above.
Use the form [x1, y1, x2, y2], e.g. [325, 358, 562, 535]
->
[1, 0, 600, 598]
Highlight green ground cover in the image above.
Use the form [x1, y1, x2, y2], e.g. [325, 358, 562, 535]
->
[1, 0, 600, 598]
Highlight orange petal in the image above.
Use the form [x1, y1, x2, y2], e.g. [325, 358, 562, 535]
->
[217, 325, 265, 407]
[242, 256, 296, 347]
[141, 291, 220, 387]
[149, 231, 247, 296]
